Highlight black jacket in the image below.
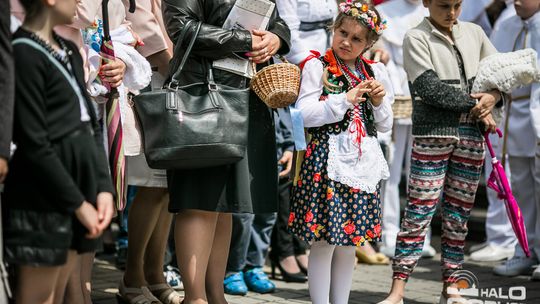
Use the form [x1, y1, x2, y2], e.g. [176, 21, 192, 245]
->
[4, 29, 113, 213]
[162, 0, 291, 214]
[0, 2, 14, 160]
[162, 0, 291, 87]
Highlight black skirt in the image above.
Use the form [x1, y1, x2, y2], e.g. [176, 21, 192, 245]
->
[167, 94, 279, 214]
[3, 125, 102, 266]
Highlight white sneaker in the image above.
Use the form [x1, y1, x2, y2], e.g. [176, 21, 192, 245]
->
[531, 266, 540, 281]
[163, 265, 184, 290]
[493, 257, 538, 277]
[470, 244, 515, 262]
[421, 244, 437, 258]
[469, 241, 488, 253]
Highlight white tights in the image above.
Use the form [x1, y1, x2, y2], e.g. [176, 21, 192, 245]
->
[308, 241, 356, 304]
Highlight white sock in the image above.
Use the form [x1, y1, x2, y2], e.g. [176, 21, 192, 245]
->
[308, 241, 335, 304]
[330, 245, 356, 304]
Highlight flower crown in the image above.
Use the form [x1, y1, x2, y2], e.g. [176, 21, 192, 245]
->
[338, 0, 387, 36]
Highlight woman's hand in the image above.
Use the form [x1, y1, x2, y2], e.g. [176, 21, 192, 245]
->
[470, 89, 501, 119]
[366, 80, 386, 106]
[481, 113, 497, 134]
[75, 201, 101, 239]
[346, 82, 371, 105]
[248, 29, 281, 64]
[100, 58, 126, 88]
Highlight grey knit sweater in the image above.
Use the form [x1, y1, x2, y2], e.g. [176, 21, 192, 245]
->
[403, 18, 497, 138]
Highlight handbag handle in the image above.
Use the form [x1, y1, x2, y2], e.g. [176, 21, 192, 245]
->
[169, 20, 203, 87]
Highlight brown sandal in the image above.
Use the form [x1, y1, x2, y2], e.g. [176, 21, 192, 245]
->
[117, 279, 161, 304]
[148, 283, 183, 304]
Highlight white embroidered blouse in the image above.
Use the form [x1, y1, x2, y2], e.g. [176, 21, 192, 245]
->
[296, 58, 394, 193]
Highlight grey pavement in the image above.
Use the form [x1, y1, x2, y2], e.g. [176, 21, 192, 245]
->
[91, 242, 540, 304]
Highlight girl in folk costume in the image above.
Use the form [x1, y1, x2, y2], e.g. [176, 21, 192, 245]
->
[288, 1, 393, 303]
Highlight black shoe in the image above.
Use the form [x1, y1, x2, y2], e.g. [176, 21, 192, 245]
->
[296, 259, 308, 275]
[270, 259, 307, 283]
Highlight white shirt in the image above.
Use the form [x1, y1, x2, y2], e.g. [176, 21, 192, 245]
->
[490, 12, 540, 156]
[296, 58, 393, 192]
[276, 0, 337, 64]
[377, 0, 428, 126]
[460, 0, 493, 35]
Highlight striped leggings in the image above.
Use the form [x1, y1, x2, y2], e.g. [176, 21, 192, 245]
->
[392, 123, 485, 282]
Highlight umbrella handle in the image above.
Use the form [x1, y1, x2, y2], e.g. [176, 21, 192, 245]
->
[484, 128, 503, 159]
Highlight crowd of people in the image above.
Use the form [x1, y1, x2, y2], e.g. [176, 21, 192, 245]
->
[0, 0, 538, 304]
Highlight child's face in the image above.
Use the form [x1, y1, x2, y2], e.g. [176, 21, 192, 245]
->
[423, 0, 462, 32]
[515, 0, 540, 20]
[50, 0, 79, 24]
[332, 18, 371, 63]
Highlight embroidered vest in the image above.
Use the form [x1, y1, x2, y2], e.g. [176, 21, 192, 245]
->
[307, 54, 377, 138]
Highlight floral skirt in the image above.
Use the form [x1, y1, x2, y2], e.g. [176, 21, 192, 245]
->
[288, 133, 382, 246]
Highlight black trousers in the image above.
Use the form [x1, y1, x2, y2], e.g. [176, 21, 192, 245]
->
[270, 178, 308, 260]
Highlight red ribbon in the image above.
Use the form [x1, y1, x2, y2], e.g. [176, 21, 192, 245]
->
[349, 105, 366, 157]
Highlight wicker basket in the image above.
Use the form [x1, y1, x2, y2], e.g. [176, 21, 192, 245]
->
[250, 57, 301, 109]
[392, 96, 413, 119]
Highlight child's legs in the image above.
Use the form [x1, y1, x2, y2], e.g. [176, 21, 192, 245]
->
[308, 241, 335, 304]
[54, 250, 80, 304]
[393, 137, 455, 281]
[80, 252, 95, 304]
[17, 264, 61, 304]
[329, 245, 356, 304]
[441, 131, 484, 281]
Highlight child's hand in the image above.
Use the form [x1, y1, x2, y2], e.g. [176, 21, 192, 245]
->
[96, 192, 114, 232]
[366, 80, 386, 106]
[346, 82, 370, 105]
[278, 150, 294, 178]
[481, 113, 497, 134]
[470, 90, 501, 119]
[100, 58, 126, 88]
[75, 201, 101, 239]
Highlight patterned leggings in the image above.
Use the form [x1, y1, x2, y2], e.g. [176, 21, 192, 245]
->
[392, 123, 485, 282]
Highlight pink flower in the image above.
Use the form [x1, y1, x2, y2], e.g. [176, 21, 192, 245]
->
[305, 210, 314, 223]
[352, 236, 364, 246]
[288, 213, 295, 226]
[313, 173, 321, 183]
[374, 224, 382, 236]
[344, 222, 356, 235]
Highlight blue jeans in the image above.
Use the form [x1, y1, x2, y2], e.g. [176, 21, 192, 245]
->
[227, 213, 277, 273]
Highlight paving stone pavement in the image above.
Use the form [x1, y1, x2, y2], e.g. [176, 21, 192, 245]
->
[91, 249, 540, 304]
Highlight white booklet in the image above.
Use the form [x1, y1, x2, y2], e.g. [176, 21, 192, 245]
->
[213, 0, 275, 78]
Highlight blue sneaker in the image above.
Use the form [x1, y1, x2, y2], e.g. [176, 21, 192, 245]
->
[223, 272, 248, 295]
[244, 267, 275, 294]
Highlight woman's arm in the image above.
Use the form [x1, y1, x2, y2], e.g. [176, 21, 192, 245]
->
[162, 0, 252, 60]
[296, 59, 352, 128]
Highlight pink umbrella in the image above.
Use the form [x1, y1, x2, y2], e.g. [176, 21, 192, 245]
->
[484, 129, 530, 257]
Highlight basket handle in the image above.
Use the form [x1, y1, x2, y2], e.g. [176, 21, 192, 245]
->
[250, 54, 290, 73]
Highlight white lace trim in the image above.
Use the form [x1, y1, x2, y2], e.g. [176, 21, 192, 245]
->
[327, 131, 390, 193]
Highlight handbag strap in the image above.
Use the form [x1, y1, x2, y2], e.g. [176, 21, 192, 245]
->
[170, 21, 203, 87]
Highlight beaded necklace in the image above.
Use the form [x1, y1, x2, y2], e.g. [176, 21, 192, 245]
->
[334, 54, 368, 156]
[29, 31, 75, 74]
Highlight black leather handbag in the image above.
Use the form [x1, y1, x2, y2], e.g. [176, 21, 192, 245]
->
[133, 21, 249, 170]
